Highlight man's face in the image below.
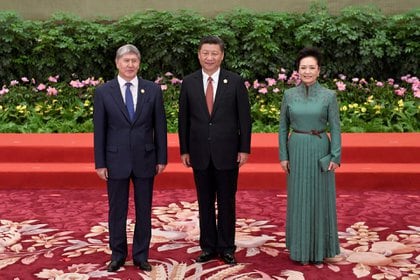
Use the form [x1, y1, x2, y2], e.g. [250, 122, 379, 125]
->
[116, 52, 140, 81]
[198, 44, 224, 75]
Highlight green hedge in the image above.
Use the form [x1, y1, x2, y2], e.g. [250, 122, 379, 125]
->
[1, 3, 419, 84]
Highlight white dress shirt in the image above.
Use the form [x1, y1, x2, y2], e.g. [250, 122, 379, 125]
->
[202, 68, 220, 102]
[118, 75, 138, 111]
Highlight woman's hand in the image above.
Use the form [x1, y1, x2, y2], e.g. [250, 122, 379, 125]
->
[328, 162, 339, 171]
[280, 160, 290, 174]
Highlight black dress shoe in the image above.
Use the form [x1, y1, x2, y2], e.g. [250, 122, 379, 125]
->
[107, 260, 125, 272]
[220, 253, 237, 265]
[196, 251, 217, 263]
[134, 261, 152, 271]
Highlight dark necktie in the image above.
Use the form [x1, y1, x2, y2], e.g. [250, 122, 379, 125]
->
[206, 77, 213, 115]
[125, 82, 135, 121]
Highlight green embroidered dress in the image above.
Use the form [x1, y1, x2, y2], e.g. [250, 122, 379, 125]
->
[278, 82, 341, 263]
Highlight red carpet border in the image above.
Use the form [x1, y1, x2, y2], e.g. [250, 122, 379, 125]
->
[0, 133, 419, 190]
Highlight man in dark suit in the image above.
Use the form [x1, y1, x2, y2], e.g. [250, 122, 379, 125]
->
[93, 44, 167, 272]
[178, 36, 252, 265]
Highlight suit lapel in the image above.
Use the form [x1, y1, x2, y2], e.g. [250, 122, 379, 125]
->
[192, 71, 209, 117]
[212, 69, 229, 116]
[109, 79, 132, 123]
[133, 77, 146, 123]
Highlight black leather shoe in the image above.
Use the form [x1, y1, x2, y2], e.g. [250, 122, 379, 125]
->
[220, 253, 237, 265]
[107, 260, 125, 272]
[196, 251, 217, 263]
[134, 261, 152, 271]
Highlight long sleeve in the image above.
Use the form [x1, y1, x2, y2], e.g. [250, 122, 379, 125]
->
[278, 91, 290, 161]
[153, 86, 168, 164]
[236, 77, 252, 153]
[178, 79, 190, 155]
[328, 91, 341, 164]
[93, 87, 107, 169]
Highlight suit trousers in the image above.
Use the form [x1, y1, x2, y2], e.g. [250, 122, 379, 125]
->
[193, 160, 238, 254]
[107, 175, 154, 263]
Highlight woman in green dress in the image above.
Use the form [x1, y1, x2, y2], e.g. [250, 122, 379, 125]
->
[278, 47, 341, 265]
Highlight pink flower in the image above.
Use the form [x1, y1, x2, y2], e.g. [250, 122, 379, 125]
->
[352, 78, 359, 83]
[0, 86, 9, 95]
[336, 81, 346, 91]
[401, 74, 410, 82]
[278, 73, 287, 81]
[82, 77, 100, 86]
[10, 80, 19, 86]
[244, 81, 251, 89]
[31, 78, 36, 84]
[406, 77, 419, 84]
[287, 71, 301, 85]
[69, 80, 85, 88]
[387, 78, 394, 85]
[265, 78, 276, 86]
[253, 80, 260, 89]
[160, 84, 168, 91]
[280, 68, 286, 73]
[359, 78, 367, 85]
[21, 77, 29, 83]
[273, 88, 280, 93]
[339, 74, 346, 80]
[258, 87, 268, 94]
[164, 72, 173, 77]
[48, 75, 59, 83]
[411, 81, 419, 92]
[376, 82, 384, 87]
[89, 79, 100, 86]
[414, 91, 420, 98]
[82, 77, 92, 85]
[46, 86, 58, 96]
[155, 76, 163, 84]
[394, 88, 406, 96]
[37, 83, 47, 91]
[170, 77, 182, 85]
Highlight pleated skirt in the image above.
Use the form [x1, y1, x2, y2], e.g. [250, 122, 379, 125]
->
[285, 132, 340, 262]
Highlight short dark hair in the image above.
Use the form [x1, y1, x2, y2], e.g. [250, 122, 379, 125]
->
[198, 35, 225, 52]
[296, 47, 322, 69]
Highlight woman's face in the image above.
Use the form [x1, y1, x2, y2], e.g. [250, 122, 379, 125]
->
[298, 56, 320, 86]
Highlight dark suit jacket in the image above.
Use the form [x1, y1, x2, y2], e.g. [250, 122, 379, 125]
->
[178, 69, 251, 170]
[94, 77, 167, 179]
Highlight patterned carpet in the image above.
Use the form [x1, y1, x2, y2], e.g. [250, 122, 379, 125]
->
[0, 188, 419, 280]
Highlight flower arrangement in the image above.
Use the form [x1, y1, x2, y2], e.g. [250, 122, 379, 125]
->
[0, 71, 418, 133]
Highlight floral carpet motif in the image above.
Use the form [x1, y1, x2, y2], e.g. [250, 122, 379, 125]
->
[0, 188, 419, 279]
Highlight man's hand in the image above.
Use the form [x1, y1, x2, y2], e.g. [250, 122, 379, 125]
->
[96, 168, 108, 181]
[237, 153, 249, 167]
[181, 154, 191, 168]
[156, 164, 166, 174]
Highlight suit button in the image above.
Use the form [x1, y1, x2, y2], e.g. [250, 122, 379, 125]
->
[209, 122, 212, 126]
[208, 137, 211, 141]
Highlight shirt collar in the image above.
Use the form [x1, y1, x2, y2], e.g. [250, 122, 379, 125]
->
[118, 75, 138, 87]
[202, 68, 221, 82]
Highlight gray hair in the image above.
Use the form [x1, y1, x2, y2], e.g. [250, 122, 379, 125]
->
[115, 44, 141, 60]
